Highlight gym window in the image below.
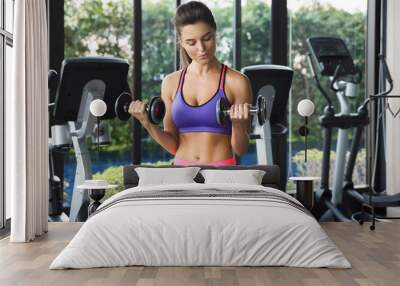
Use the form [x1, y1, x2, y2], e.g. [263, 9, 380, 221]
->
[0, 0, 15, 232]
[52, 0, 371, 213]
[287, 0, 368, 191]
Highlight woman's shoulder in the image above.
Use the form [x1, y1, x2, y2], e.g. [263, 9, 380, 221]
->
[165, 69, 183, 80]
[161, 70, 184, 100]
[163, 70, 185, 87]
[225, 66, 251, 90]
[225, 66, 252, 103]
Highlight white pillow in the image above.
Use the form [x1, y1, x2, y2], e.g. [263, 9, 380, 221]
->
[200, 169, 266, 185]
[135, 167, 201, 186]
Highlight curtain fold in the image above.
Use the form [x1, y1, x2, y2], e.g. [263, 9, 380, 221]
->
[7, 0, 49, 242]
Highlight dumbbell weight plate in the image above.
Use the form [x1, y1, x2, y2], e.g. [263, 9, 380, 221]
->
[216, 98, 230, 127]
[148, 96, 166, 125]
[257, 95, 267, 126]
[115, 92, 132, 121]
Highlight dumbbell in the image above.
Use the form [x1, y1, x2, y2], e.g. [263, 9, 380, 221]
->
[216, 95, 268, 126]
[114, 92, 166, 124]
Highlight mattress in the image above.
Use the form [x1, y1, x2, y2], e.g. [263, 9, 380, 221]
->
[50, 183, 351, 269]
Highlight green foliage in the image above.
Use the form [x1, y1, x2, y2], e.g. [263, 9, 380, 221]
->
[65, 0, 133, 60]
[292, 148, 366, 188]
[142, 0, 175, 97]
[93, 166, 124, 199]
[93, 159, 174, 200]
[241, 1, 272, 66]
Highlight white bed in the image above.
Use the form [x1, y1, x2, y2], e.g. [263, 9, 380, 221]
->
[50, 183, 351, 269]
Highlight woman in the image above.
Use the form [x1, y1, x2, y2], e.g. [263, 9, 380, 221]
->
[129, 1, 252, 166]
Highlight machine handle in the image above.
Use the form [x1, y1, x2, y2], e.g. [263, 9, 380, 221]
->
[306, 53, 333, 108]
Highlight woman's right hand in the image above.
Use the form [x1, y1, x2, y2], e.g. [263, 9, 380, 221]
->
[128, 100, 151, 127]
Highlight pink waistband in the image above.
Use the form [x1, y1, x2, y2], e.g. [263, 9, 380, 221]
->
[174, 157, 237, 167]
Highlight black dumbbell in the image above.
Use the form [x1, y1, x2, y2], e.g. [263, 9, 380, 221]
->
[114, 92, 166, 124]
[216, 95, 268, 126]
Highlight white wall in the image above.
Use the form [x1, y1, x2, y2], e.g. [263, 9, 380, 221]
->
[386, 0, 400, 215]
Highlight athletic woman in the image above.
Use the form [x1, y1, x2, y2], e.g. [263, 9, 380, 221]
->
[129, 1, 252, 166]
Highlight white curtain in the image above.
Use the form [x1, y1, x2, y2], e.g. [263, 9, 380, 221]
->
[386, 0, 400, 214]
[6, 0, 49, 242]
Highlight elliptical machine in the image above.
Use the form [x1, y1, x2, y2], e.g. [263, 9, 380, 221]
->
[306, 37, 369, 221]
[307, 37, 400, 228]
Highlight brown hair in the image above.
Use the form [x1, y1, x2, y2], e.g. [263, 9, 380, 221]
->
[173, 1, 217, 68]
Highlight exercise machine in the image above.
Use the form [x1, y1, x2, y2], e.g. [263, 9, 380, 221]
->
[306, 36, 368, 221]
[51, 56, 129, 222]
[241, 65, 293, 191]
[306, 37, 400, 227]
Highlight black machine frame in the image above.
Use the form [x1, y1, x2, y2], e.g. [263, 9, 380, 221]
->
[53, 57, 130, 123]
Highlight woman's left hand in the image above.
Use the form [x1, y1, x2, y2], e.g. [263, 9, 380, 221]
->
[229, 103, 250, 125]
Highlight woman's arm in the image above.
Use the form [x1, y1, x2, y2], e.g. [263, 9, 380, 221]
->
[226, 71, 253, 156]
[130, 74, 179, 155]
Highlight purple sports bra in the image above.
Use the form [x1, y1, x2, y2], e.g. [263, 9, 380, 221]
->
[171, 64, 232, 134]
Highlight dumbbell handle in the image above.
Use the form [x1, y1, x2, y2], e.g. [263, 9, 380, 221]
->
[222, 106, 258, 115]
[123, 100, 150, 113]
[216, 96, 267, 126]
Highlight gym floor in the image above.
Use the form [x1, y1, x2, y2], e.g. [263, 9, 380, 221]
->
[0, 222, 399, 286]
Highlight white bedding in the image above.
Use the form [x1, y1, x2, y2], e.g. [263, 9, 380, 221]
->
[50, 183, 351, 269]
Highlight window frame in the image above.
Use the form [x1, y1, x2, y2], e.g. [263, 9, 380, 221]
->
[54, 1, 380, 192]
[1, 0, 14, 232]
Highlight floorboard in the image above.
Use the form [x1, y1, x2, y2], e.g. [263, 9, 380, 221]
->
[0, 222, 399, 286]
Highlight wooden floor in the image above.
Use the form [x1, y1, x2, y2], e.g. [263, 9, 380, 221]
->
[1, 222, 399, 286]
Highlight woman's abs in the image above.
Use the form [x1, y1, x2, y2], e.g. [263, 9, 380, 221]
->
[175, 132, 233, 163]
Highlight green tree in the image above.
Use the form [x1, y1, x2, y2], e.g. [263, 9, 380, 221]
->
[241, 1, 272, 66]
